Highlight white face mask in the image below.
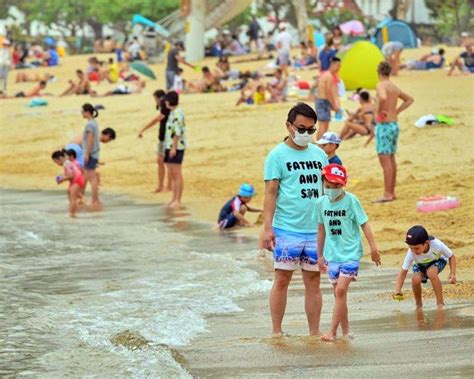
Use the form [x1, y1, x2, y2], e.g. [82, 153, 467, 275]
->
[291, 128, 313, 147]
[325, 187, 344, 201]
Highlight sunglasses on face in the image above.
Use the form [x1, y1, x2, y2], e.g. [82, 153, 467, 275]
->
[291, 123, 317, 135]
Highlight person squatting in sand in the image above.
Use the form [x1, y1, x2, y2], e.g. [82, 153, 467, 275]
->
[217, 184, 262, 229]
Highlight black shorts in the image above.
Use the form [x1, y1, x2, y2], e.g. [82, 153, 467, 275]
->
[15, 91, 25, 98]
[84, 156, 99, 170]
[164, 149, 185, 164]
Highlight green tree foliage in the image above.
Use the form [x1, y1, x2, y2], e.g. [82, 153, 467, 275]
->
[15, 0, 180, 38]
[425, 0, 474, 37]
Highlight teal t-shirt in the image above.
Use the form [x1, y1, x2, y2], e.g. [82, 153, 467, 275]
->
[315, 191, 368, 262]
[264, 142, 328, 233]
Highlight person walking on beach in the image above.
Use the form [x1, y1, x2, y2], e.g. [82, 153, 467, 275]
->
[316, 164, 381, 341]
[262, 102, 328, 337]
[163, 91, 186, 209]
[316, 57, 341, 140]
[138, 89, 172, 193]
[166, 41, 195, 90]
[374, 62, 413, 202]
[81, 103, 102, 207]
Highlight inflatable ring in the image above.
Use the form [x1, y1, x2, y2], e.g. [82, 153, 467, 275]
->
[416, 195, 460, 213]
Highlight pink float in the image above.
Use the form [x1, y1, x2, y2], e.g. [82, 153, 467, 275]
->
[416, 195, 460, 213]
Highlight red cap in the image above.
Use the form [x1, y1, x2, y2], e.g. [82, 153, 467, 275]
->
[322, 164, 347, 185]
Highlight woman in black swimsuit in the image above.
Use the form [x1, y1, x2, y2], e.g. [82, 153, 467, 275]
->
[339, 90, 375, 141]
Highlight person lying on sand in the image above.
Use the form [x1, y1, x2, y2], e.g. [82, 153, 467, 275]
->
[60, 69, 96, 96]
[15, 72, 55, 83]
[186, 66, 226, 93]
[92, 80, 146, 97]
[0, 80, 52, 98]
[403, 48, 445, 70]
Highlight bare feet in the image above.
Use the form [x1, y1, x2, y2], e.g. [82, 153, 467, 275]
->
[436, 303, 445, 310]
[321, 331, 336, 342]
[373, 196, 395, 203]
[153, 187, 164, 193]
[309, 330, 322, 337]
[271, 332, 283, 338]
[167, 201, 183, 210]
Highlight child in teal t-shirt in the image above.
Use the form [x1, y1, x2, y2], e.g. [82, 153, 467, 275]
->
[315, 163, 381, 342]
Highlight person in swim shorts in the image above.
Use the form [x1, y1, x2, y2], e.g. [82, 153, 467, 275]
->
[316, 164, 381, 341]
[217, 184, 262, 229]
[374, 62, 413, 203]
[262, 102, 328, 337]
[316, 57, 341, 140]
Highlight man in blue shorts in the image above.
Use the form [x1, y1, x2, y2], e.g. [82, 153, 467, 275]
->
[374, 61, 413, 202]
[262, 102, 328, 337]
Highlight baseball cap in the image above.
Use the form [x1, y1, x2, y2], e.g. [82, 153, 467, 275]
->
[405, 225, 434, 245]
[239, 183, 255, 197]
[321, 164, 347, 186]
[317, 132, 341, 145]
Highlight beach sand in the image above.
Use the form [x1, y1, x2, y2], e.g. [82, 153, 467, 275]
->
[1, 47, 472, 290]
[1, 46, 473, 375]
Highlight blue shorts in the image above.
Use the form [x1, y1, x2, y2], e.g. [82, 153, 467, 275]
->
[273, 227, 319, 271]
[218, 214, 237, 229]
[316, 99, 331, 122]
[327, 261, 360, 284]
[84, 156, 99, 170]
[413, 258, 447, 284]
[375, 122, 400, 155]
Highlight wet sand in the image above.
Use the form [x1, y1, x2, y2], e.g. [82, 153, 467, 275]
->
[1, 47, 473, 375]
[180, 256, 474, 377]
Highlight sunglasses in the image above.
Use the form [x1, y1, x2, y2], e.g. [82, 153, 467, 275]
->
[291, 123, 317, 135]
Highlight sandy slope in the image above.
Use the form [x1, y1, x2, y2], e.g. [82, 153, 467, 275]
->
[0, 47, 473, 297]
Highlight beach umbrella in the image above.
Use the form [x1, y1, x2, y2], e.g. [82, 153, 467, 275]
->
[130, 62, 156, 80]
[340, 20, 365, 36]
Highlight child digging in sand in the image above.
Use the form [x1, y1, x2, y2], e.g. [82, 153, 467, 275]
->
[393, 225, 457, 309]
[217, 184, 262, 229]
[52, 150, 85, 218]
[316, 163, 381, 341]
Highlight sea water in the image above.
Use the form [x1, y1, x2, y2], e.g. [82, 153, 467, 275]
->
[0, 189, 271, 377]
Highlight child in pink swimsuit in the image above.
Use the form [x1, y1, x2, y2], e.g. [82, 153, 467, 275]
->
[52, 149, 84, 217]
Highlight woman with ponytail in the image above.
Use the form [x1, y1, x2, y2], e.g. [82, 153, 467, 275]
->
[81, 103, 101, 207]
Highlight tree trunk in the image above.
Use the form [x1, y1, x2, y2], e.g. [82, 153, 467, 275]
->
[293, 0, 309, 42]
[88, 19, 103, 39]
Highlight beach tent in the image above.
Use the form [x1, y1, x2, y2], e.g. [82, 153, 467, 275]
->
[339, 41, 383, 90]
[372, 19, 417, 48]
[131, 14, 170, 38]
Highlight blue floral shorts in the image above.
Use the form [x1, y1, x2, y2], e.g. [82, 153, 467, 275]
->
[375, 122, 400, 154]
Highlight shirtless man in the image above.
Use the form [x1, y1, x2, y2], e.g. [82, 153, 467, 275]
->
[187, 66, 224, 93]
[93, 79, 146, 97]
[374, 61, 413, 203]
[60, 70, 96, 96]
[1, 80, 51, 98]
[315, 57, 341, 140]
[16, 72, 54, 83]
